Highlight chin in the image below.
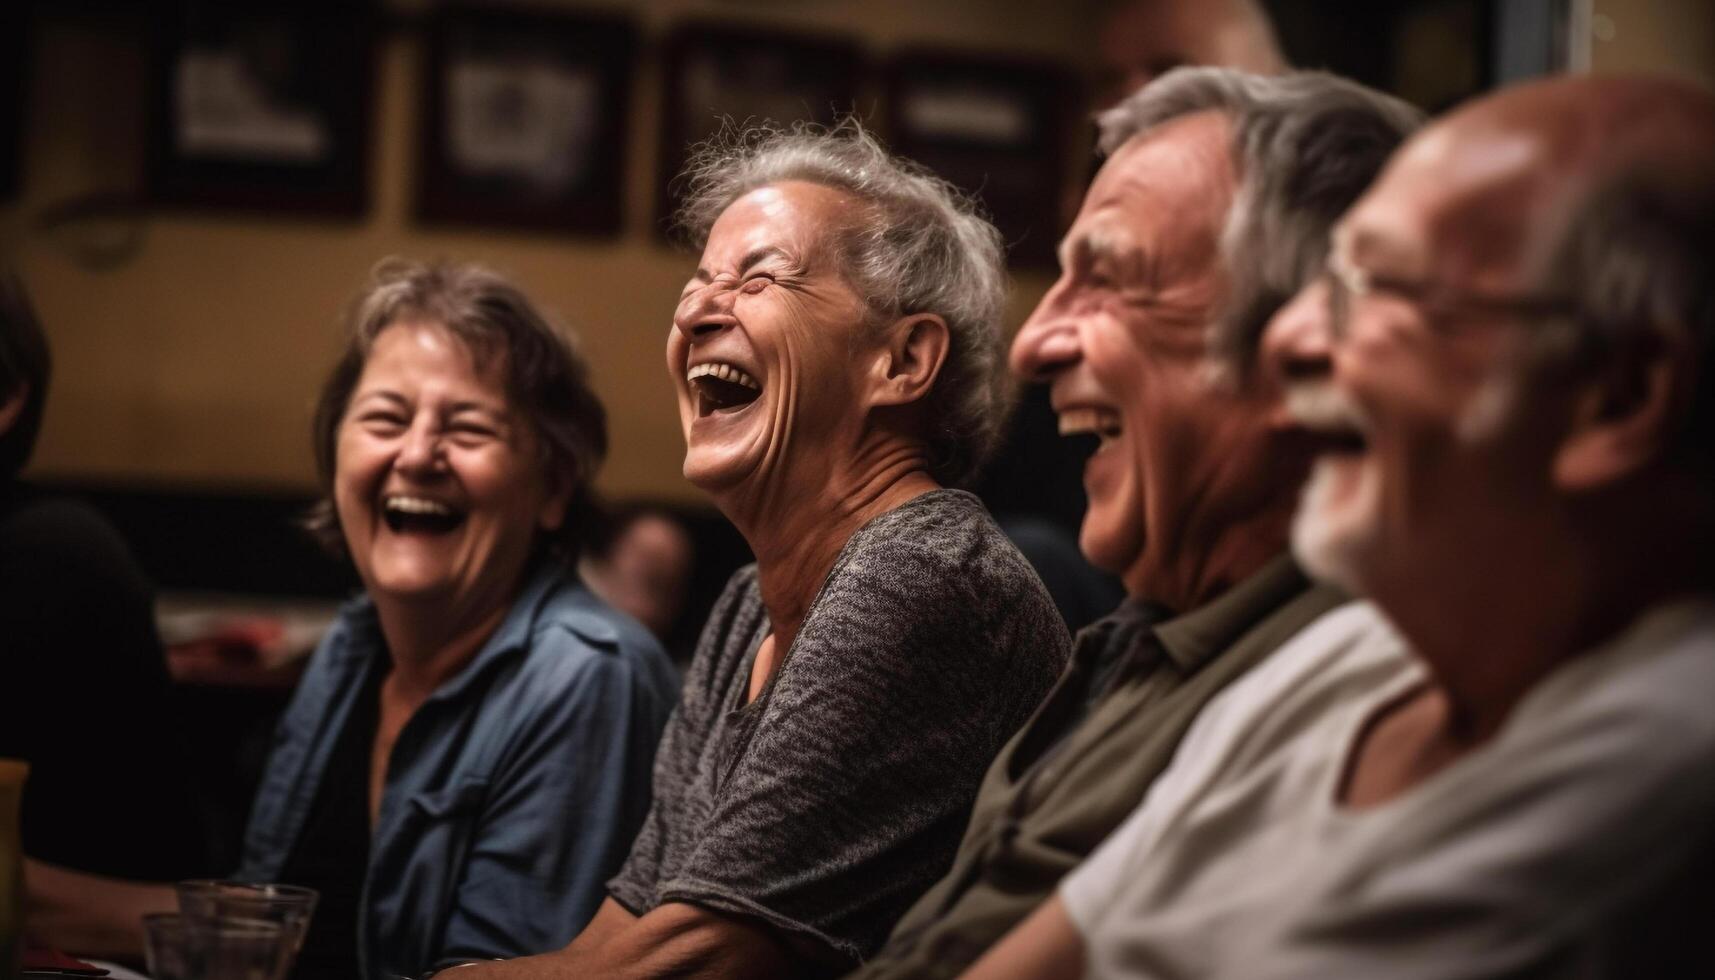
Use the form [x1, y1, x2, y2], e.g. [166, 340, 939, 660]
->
[1078, 509, 1142, 582]
[1290, 464, 1374, 594]
[681, 450, 749, 495]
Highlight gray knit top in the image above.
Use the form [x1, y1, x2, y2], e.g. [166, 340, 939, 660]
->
[607, 489, 1070, 967]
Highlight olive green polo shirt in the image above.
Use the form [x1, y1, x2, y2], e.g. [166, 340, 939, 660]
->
[852, 555, 1345, 979]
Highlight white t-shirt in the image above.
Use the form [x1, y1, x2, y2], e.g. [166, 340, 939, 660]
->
[1062, 599, 1715, 979]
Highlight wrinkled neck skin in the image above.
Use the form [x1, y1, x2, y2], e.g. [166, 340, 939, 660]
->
[1123, 411, 1306, 614]
[369, 572, 517, 705]
[715, 422, 938, 656]
[1126, 500, 1296, 613]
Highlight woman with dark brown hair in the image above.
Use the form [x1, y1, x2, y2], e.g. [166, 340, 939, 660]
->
[27, 259, 679, 980]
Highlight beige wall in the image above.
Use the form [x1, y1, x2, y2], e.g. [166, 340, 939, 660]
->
[0, 1, 1099, 500]
[1590, 0, 1715, 89]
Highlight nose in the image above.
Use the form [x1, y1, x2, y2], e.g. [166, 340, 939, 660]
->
[394, 416, 446, 477]
[1260, 279, 1336, 388]
[673, 280, 739, 341]
[1009, 285, 1083, 382]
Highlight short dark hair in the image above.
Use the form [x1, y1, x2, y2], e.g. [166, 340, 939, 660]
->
[305, 258, 608, 561]
[0, 274, 51, 479]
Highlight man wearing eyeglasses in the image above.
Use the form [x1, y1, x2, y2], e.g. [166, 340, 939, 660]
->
[961, 74, 1715, 980]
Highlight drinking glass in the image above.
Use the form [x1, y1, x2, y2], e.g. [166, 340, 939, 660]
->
[176, 880, 319, 970]
[143, 912, 290, 980]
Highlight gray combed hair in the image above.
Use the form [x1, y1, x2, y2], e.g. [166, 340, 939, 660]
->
[674, 119, 1011, 486]
[1099, 67, 1425, 373]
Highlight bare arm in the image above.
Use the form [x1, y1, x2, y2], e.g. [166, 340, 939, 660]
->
[24, 858, 176, 961]
[455, 899, 809, 980]
[959, 895, 1086, 980]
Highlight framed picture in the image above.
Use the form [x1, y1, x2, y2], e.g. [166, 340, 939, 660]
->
[1, 6, 25, 202]
[147, 2, 377, 217]
[657, 22, 862, 236]
[415, 7, 638, 237]
[884, 51, 1077, 269]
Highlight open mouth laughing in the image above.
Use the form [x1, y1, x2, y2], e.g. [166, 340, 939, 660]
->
[1285, 384, 1370, 458]
[688, 361, 763, 418]
[1058, 405, 1123, 452]
[382, 494, 467, 534]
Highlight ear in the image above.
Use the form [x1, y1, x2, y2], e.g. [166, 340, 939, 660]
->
[536, 466, 575, 533]
[1552, 337, 1684, 491]
[868, 313, 950, 409]
[0, 385, 27, 437]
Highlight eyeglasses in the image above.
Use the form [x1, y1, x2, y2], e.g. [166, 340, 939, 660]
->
[1323, 247, 1578, 341]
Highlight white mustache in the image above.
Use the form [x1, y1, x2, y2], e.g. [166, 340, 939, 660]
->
[1285, 383, 1370, 435]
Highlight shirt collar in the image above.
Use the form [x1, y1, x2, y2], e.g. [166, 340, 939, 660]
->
[1150, 554, 1310, 672]
[329, 558, 576, 702]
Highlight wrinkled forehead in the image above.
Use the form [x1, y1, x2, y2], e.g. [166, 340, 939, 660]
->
[1070, 111, 1236, 272]
[1337, 116, 1573, 289]
[699, 181, 857, 271]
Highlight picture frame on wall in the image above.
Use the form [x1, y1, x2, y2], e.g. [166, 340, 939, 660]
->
[884, 50, 1077, 270]
[415, 7, 638, 237]
[656, 22, 862, 237]
[147, 2, 376, 218]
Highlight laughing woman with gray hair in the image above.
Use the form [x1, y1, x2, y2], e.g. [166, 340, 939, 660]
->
[463, 123, 1070, 980]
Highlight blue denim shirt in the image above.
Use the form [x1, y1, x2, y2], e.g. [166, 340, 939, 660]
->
[237, 561, 678, 980]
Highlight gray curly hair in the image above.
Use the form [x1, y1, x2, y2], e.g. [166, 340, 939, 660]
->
[674, 120, 1011, 486]
[1099, 67, 1425, 374]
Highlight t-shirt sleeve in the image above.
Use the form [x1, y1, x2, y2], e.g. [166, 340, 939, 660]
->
[606, 567, 757, 917]
[657, 537, 1063, 964]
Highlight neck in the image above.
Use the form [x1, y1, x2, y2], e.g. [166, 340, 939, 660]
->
[372, 589, 513, 705]
[719, 438, 938, 653]
[1371, 490, 1714, 743]
[1126, 498, 1294, 614]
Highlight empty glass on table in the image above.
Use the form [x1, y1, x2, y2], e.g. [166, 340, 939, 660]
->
[142, 912, 290, 980]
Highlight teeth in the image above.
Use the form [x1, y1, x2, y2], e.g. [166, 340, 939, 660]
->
[687, 362, 760, 390]
[1058, 407, 1122, 438]
[385, 495, 454, 516]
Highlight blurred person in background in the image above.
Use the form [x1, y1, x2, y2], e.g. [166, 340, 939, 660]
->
[27, 259, 679, 980]
[464, 122, 1070, 979]
[580, 503, 695, 649]
[1095, 0, 1286, 108]
[0, 275, 210, 882]
[967, 73, 1715, 980]
[857, 68, 1422, 979]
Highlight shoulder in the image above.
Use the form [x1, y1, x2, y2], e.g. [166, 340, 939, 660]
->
[1187, 602, 1413, 766]
[1502, 599, 1715, 786]
[1235, 601, 1410, 707]
[513, 571, 677, 702]
[829, 490, 1054, 612]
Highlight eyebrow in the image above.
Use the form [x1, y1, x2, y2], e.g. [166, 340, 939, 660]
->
[1060, 227, 1148, 283]
[350, 390, 507, 420]
[1336, 225, 1421, 277]
[691, 245, 794, 284]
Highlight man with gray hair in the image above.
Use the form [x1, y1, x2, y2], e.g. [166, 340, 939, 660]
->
[965, 72, 1715, 980]
[853, 67, 1420, 979]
